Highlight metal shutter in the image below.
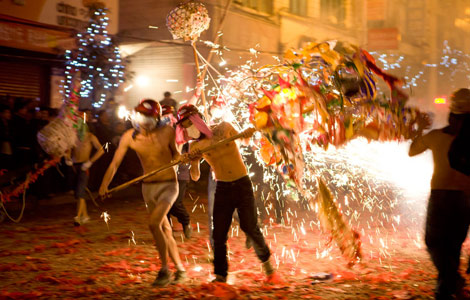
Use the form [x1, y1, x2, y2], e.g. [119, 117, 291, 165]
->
[0, 61, 41, 99]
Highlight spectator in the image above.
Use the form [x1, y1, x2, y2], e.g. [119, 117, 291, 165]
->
[11, 99, 35, 168]
[0, 105, 13, 170]
[160, 92, 177, 116]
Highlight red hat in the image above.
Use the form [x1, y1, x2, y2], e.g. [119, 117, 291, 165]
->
[161, 104, 174, 116]
[176, 104, 202, 124]
[134, 99, 161, 118]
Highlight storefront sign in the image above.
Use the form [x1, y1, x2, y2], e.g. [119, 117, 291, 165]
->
[0, 19, 74, 53]
[0, 0, 118, 34]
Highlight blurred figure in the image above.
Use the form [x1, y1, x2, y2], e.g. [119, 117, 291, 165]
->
[89, 110, 116, 191]
[162, 104, 192, 239]
[409, 88, 470, 300]
[11, 99, 35, 168]
[160, 91, 177, 116]
[168, 142, 193, 239]
[0, 105, 12, 170]
[94, 110, 115, 145]
[66, 117, 104, 226]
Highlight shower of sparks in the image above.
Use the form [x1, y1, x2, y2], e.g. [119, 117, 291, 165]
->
[179, 37, 446, 267]
[100, 211, 111, 230]
[129, 231, 136, 246]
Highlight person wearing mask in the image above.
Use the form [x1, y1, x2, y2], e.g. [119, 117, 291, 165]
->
[99, 99, 186, 286]
[177, 104, 275, 283]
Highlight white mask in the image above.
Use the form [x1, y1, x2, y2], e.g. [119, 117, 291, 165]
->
[186, 124, 201, 139]
[133, 112, 158, 131]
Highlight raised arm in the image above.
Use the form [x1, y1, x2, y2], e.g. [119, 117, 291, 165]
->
[409, 132, 431, 157]
[409, 113, 432, 157]
[99, 130, 131, 196]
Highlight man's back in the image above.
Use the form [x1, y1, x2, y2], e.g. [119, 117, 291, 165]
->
[73, 133, 94, 163]
[414, 129, 470, 191]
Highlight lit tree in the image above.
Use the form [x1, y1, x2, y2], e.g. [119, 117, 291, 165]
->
[64, 1, 126, 108]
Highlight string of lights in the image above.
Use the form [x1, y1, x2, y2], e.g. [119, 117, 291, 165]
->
[63, 6, 126, 108]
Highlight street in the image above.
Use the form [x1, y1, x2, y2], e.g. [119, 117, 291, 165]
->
[0, 186, 455, 300]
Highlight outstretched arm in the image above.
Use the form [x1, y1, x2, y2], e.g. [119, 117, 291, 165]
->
[409, 115, 432, 157]
[99, 131, 131, 195]
[187, 80, 203, 106]
[409, 132, 431, 156]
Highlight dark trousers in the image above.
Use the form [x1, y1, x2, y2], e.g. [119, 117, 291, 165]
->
[213, 176, 271, 277]
[67, 164, 88, 199]
[167, 180, 190, 226]
[425, 190, 470, 299]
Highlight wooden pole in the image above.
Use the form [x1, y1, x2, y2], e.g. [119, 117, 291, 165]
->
[191, 41, 210, 121]
[105, 128, 254, 196]
[200, 0, 232, 81]
[191, 0, 232, 122]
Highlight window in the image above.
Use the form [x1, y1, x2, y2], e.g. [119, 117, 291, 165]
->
[235, 0, 273, 14]
[321, 0, 346, 26]
[289, 0, 307, 16]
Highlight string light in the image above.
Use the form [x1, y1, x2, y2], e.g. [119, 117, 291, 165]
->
[63, 6, 126, 109]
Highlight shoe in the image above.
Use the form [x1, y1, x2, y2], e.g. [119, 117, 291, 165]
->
[262, 260, 275, 276]
[245, 237, 252, 249]
[173, 270, 187, 284]
[81, 216, 90, 224]
[183, 224, 193, 239]
[73, 216, 81, 227]
[152, 269, 171, 287]
[211, 274, 227, 283]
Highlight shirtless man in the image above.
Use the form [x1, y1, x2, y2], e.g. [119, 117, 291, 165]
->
[409, 88, 470, 300]
[176, 104, 275, 283]
[66, 116, 104, 226]
[99, 99, 186, 286]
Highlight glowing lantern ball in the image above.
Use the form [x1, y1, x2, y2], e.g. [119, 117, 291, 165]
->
[166, 1, 211, 41]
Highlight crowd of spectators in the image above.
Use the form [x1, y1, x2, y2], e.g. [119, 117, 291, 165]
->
[0, 95, 141, 205]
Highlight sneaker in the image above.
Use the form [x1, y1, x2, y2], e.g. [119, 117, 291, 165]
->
[183, 224, 193, 239]
[245, 237, 252, 249]
[173, 270, 187, 284]
[73, 216, 81, 227]
[152, 269, 171, 287]
[81, 216, 90, 224]
[211, 274, 227, 283]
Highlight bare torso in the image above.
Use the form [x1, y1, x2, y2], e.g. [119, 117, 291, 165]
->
[191, 122, 247, 182]
[72, 133, 95, 163]
[127, 126, 177, 182]
[412, 129, 470, 191]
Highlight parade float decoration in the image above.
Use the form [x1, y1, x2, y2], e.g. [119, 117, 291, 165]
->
[166, 1, 210, 41]
[234, 41, 428, 265]
[166, 1, 211, 118]
[37, 74, 82, 158]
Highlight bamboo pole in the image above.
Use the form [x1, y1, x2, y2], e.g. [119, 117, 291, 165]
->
[191, 41, 210, 121]
[105, 128, 255, 196]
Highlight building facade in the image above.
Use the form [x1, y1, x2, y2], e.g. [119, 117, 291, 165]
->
[0, 0, 118, 108]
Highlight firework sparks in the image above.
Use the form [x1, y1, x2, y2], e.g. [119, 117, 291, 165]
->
[100, 211, 111, 230]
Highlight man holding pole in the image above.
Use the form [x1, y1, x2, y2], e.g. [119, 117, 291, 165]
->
[176, 104, 276, 283]
[99, 99, 186, 287]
